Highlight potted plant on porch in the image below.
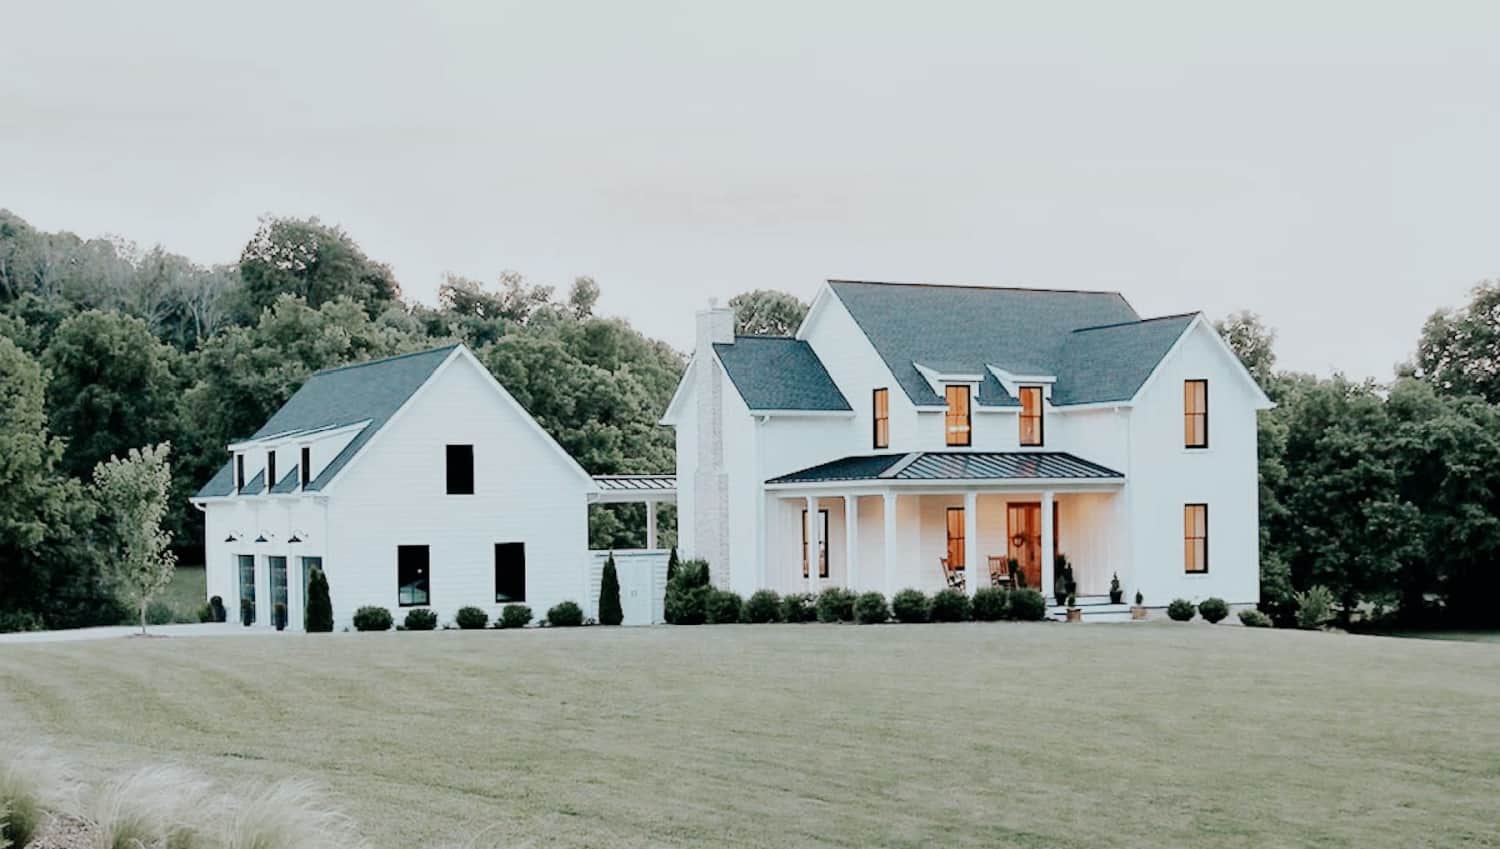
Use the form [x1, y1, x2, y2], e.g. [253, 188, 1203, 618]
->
[1052, 554, 1074, 606]
[1065, 592, 1082, 622]
[1109, 573, 1124, 605]
[1131, 590, 1148, 620]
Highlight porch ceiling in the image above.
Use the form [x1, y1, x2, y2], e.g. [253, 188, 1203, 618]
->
[765, 451, 1124, 489]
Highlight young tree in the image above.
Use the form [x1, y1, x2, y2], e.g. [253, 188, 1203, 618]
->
[305, 567, 334, 632]
[598, 553, 623, 626]
[93, 443, 177, 634]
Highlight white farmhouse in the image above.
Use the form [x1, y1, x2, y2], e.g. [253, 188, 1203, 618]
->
[663, 280, 1272, 618]
[191, 343, 622, 630]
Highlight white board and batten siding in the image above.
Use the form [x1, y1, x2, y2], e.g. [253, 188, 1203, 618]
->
[586, 550, 670, 625]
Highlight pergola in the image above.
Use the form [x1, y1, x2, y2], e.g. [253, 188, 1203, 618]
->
[589, 475, 677, 549]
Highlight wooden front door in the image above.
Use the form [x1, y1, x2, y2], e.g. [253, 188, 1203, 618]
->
[1007, 502, 1059, 591]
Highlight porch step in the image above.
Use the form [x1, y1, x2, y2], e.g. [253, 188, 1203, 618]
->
[1046, 601, 1133, 622]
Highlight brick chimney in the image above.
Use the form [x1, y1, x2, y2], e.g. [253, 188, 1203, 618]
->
[693, 301, 734, 586]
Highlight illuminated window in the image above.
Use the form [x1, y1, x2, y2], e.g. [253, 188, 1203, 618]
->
[1184, 504, 1208, 573]
[873, 388, 889, 449]
[1019, 386, 1044, 446]
[1185, 380, 1208, 448]
[944, 385, 971, 447]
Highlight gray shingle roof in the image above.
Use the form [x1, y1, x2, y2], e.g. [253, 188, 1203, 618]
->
[712, 337, 851, 412]
[195, 345, 460, 498]
[767, 451, 1124, 485]
[269, 466, 300, 494]
[828, 281, 1195, 407]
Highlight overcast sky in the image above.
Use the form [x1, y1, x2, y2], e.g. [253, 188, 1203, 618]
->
[3, 1, 1498, 377]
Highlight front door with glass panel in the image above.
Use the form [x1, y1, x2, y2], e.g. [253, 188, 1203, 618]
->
[237, 554, 256, 625]
[269, 556, 288, 628]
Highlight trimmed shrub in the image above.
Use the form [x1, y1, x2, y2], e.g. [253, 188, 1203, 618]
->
[598, 554, 623, 626]
[664, 559, 711, 625]
[666, 546, 679, 582]
[304, 569, 333, 632]
[546, 600, 585, 627]
[1008, 589, 1046, 621]
[209, 595, 226, 622]
[499, 604, 533, 629]
[706, 589, 744, 624]
[145, 600, 175, 626]
[240, 598, 254, 627]
[403, 608, 438, 631]
[971, 587, 1008, 621]
[891, 589, 929, 623]
[744, 590, 783, 623]
[930, 588, 971, 622]
[272, 602, 288, 631]
[455, 606, 489, 630]
[815, 587, 857, 623]
[780, 592, 817, 623]
[1198, 597, 1230, 624]
[197, 602, 215, 623]
[854, 592, 889, 624]
[1294, 585, 1335, 630]
[1167, 598, 1196, 622]
[1238, 608, 1273, 628]
[352, 606, 392, 632]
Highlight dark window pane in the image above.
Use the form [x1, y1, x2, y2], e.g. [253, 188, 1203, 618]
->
[238, 554, 256, 623]
[300, 446, 311, 488]
[446, 445, 474, 495]
[495, 543, 526, 602]
[398, 545, 430, 606]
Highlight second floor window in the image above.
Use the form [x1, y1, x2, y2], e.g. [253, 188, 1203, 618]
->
[300, 446, 311, 488]
[235, 454, 246, 492]
[267, 451, 277, 490]
[446, 444, 474, 494]
[1185, 379, 1208, 448]
[944, 385, 971, 447]
[1019, 386, 1044, 446]
[873, 388, 889, 448]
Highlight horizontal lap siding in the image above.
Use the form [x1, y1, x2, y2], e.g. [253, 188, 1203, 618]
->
[324, 356, 590, 628]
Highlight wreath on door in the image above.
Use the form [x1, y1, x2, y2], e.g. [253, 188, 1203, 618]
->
[1010, 533, 1028, 548]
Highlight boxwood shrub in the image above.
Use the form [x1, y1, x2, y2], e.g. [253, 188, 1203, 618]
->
[352, 606, 393, 632]
[780, 592, 817, 623]
[546, 600, 585, 627]
[404, 608, 438, 631]
[816, 587, 857, 623]
[498, 604, 533, 629]
[706, 589, 744, 624]
[930, 588, 972, 622]
[1198, 597, 1230, 624]
[971, 587, 1008, 621]
[891, 588, 929, 623]
[1238, 608, 1273, 628]
[854, 592, 889, 624]
[744, 590, 783, 623]
[1008, 589, 1046, 621]
[455, 606, 489, 630]
[664, 559, 711, 625]
[1167, 598, 1197, 622]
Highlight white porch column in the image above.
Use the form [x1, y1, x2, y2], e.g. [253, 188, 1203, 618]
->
[882, 491, 898, 596]
[844, 494, 860, 591]
[646, 500, 659, 550]
[963, 491, 979, 595]
[1040, 490, 1055, 602]
[804, 496, 819, 593]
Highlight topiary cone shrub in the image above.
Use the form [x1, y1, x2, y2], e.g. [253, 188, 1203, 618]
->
[598, 554, 623, 626]
[304, 569, 333, 632]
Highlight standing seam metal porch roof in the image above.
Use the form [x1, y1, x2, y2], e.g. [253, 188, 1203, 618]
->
[766, 451, 1125, 485]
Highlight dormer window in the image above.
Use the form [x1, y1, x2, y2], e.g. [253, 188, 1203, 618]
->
[267, 451, 277, 491]
[944, 385, 971, 447]
[873, 388, 889, 449]
[300, 446, 311, 489]
[235, 454, 246, 493]
[1019, 386, 1044, 446]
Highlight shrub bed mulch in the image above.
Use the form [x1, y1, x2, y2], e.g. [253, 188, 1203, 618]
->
[29, 815, 96, 849]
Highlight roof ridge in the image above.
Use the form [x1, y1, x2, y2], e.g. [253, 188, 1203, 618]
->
[311, 343, 461, 377]
[1070, 311, 1200, 334]
[828, 279, 1127, 297]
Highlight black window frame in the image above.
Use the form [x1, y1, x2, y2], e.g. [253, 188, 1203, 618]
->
[300, 446, 311, 489]
[1185, 379, 1209, 449]
[873, 388, 890, 449]
[446, 444, 475, 495]
[801, 508, 830, 578]
[397, 545, 431, 607]
[494, 542, 527, 603]
[1019, 386, 1045, 446]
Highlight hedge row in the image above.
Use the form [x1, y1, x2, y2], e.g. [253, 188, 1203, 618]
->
[667, 585, 1049, 625]
[349, 603, 545, 631]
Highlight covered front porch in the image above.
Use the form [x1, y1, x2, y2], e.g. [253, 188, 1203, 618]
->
[762, 451, 1129, 609]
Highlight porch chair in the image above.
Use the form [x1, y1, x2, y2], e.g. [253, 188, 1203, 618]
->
[987, 556, 1012, 589]
[938, 557, 966, 592]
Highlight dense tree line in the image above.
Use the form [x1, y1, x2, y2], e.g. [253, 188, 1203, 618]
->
[0, 210, 685, 629]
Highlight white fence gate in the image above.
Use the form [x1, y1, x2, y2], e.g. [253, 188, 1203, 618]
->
[586, 550, 669, 625]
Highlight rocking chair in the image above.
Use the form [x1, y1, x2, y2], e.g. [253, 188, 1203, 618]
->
[939, 557, 966, 591]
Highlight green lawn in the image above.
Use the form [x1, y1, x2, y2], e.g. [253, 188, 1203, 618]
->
[1, 623, 1498, 848]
